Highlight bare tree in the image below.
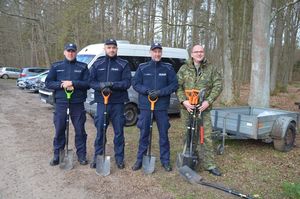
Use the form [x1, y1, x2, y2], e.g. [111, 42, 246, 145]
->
[270, 0, 285, 94]
[248, 0, 272, 107]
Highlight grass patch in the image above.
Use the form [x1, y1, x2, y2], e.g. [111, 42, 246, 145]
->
[123, 105, 300, 199]
[282, 182, 300, 199]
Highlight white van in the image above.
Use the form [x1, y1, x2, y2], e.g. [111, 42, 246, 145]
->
[77, 40, 188, 70]
[40, 41, 189, 126]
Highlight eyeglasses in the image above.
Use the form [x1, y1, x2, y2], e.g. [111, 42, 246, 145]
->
[192, 51, 203, 54]
[67, 49, 76, 52]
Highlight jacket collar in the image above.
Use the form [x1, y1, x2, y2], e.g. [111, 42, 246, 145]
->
[150, 59, 161, 65]
[64, 58, 77, 64]
[187, 58, 208, 68]
[105, 54, 117, 61]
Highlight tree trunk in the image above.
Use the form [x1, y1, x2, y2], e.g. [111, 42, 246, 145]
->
[162, 0, 168, 44]
[37, 23, 50, 66]
[236, 0, 247, 97]
[99, 0, 105, 41]
[145, 1, 153, 44]
[150, 0, 156, 43]
[221, 0, 234, 104]
[112, 0, 118, 38]
[248, 0, 271, 107]
[180, 4, 188, 48]
[270, 0, 285, 94]
[205, 0, 211, 50]
[191, 0, 200, 45]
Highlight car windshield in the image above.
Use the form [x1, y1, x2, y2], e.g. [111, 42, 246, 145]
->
[76, 54, 95, 65]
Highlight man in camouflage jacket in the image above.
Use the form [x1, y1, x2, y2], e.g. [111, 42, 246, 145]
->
[176, 45, 223, 176]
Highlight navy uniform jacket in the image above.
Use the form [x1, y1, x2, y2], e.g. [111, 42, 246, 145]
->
[89, 55, 131, 104]
[132, 60, 178, 111]
[45, 58, 89, 103]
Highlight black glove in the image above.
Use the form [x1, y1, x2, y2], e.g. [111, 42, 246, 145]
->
[99, 82, 113, 89]
[146, 89, 152, 95]
[102, 87, 112, 96]
[149, 90, 160, 100]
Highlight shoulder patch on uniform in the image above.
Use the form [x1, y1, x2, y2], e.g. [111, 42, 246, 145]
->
[115, 57, 129, 68]
[139, 62, 150, 71]
[161, 62, 173, 70]
[52, 61, 63, 68]
[94, 57, 106, 66]
[76, 61, 88, 69]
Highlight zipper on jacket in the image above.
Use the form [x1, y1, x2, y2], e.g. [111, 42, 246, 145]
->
[154, 61, 157, 89]
[107, 58, 111, 81]
[68, 61, 72, 80]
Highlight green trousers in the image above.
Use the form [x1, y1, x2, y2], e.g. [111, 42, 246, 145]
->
[180, 109, 216, 170]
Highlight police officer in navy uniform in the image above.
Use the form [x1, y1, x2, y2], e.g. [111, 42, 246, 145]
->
[89, 39, 131, 169]
[46, 43, 90, 166]
[131, 43, 178, 172]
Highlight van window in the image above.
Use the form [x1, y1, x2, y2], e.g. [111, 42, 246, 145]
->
[77, 54, 95, 65]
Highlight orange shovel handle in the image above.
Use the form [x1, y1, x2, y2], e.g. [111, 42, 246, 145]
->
[101, 91, 111, 105]
[148, 95, 158, 111]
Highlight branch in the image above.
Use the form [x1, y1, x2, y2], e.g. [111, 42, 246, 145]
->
[0, 9, 39, 22]
[149, 14, 214, 31]
[271, 0, 300, 22]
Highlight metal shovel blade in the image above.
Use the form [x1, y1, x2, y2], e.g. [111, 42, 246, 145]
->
[179, 165, 202, 184]
[59, 149, 74, 170]
[96, 155, 111, 176]
[176, 153, 198, 170]
[142, 155, 156, 174]
[59, 149, 65, 164]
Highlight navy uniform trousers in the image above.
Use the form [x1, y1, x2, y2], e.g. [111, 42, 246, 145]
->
[136, 109, 171, 165]
[93, 103, 125, 163]
[53, 103, 87, 160]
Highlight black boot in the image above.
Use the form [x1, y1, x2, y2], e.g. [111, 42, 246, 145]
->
[50, 158, 59, 166]
[131, 161, 142, 171]
[162, 163, 172, 172]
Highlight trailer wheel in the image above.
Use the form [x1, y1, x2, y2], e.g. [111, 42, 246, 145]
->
[124, 103, 138, 127]
[273, 123, 296, 152]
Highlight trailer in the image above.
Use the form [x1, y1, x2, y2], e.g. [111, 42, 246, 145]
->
[210, 106, 299, 154]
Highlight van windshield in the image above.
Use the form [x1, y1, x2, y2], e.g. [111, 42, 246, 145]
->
[77, 54, 95, 65]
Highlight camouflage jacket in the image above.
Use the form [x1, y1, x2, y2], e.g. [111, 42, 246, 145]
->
[176, 58, 223, 107]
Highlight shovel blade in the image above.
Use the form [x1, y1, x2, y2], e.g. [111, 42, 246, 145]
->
[59, 149, 65, 164]
[179, 165, 202, 184]
[59, 149, 74, 170]
[176, 153, 198, 170]
[142, 155, 156, 174]
[96, 155, 111, 176]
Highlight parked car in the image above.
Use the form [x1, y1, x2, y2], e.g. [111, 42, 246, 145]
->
[24, 71, 49, 93]
[38, 74, 55, 105]
[17, 67, 48, 89]
[0, 67, 21, 79]
[19, 67, 48, 78]
[39, 40, 189, 126]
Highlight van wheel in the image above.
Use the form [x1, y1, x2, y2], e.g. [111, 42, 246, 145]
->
[2, 74, 9, 79]
[273, 123, 296, 152]
[124, 103, 138, 126]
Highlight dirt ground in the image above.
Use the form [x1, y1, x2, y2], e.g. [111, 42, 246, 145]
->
[0, 80, 176, 199]
[0, 79, 299, 199]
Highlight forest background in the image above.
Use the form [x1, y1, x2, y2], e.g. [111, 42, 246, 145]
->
[0, 0, 299, 106]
